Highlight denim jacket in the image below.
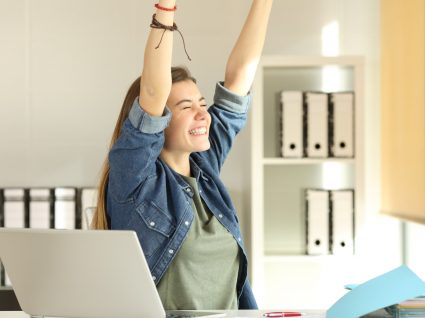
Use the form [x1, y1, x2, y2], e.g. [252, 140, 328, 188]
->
[107, 82, 257, 309]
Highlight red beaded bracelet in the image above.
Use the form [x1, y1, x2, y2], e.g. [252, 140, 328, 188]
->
[155, 3, 177, 12]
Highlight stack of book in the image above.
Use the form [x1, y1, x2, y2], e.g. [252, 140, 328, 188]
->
[385, 297, 425, 317]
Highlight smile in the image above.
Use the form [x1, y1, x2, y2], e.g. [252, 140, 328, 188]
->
[189, 127, 207, 136]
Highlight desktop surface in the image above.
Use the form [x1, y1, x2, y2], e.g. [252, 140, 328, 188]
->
[0, 309, 395, 317]
[0, 310, 327, 318]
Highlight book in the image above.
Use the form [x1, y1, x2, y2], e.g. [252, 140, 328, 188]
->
[385, 297, 425, 317]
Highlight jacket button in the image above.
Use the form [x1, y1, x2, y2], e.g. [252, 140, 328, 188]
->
[218, 214, 223, 218]
[169, 249, 174, 254]
[149, 221, 155, 227]
[185, 221, 190, 226]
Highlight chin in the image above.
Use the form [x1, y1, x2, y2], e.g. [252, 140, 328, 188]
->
[194, 141, 211, 152]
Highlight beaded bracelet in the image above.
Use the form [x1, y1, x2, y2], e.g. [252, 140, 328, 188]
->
[154, 3, 177, 12]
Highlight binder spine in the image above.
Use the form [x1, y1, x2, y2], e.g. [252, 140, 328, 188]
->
[279, 97, 284, 157]
[304, 189, 309, 255]
[328, 94, 335, 157]
[305, 188, 330, 255]
[50, 189, 55, 229]
[54, 187, 77, 229]
[304, 188, 310, 255]
[302, 92, 308, 157]
[29, 188, 54, 229]
[330, 92, 355, 157]
[24, 189, 30, 228]
[330, 189, 355, 255]
[76, 188, 83, 230]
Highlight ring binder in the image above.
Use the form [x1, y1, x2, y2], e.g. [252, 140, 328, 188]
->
[29, 188, 53, 229]
[281, 91, 304, 158]
[305, 189, 330, 255]
[329, 92, 355, 158]
[54, 188, 77, 230]
[304, 92, 329, 158]
[330, 190, 355, 255]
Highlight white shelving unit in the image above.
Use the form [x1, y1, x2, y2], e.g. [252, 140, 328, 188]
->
[250, 56, 365, 309]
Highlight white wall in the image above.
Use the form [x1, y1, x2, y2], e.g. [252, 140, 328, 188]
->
[406, 221, 425, 280]
[1, 0, 403, 278]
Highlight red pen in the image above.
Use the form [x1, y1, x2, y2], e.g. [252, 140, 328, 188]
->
[263, 312, 305, 317]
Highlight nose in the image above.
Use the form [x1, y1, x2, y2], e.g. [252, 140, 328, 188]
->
[195, 105, 208, 120]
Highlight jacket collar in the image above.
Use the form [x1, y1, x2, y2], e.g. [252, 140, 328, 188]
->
[158, 156, 208, 192]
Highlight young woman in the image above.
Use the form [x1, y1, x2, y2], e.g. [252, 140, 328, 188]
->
[93, 0, 273, 310]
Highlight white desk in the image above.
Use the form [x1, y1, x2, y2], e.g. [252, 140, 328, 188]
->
[0, 310, 327, 318]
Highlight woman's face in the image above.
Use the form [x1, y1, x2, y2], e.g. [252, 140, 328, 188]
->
[163, 80, 211, 155]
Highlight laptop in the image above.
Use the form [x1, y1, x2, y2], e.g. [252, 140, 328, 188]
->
[0, 228, 226, 318]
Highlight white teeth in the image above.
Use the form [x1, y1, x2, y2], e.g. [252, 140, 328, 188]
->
[189, 127, 207, 135]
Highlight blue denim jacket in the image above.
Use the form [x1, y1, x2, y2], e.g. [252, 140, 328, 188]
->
[107, 82, 257, 309]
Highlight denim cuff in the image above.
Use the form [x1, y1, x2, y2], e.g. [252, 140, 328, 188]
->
[213, 81, 252, 114]
[128, 97, 172, 134]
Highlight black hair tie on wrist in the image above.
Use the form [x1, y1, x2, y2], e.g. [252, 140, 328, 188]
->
[150, 14, 192, 61]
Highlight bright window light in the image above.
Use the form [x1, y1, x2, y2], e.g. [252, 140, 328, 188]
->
[321, 21, 340, 57]
[321, 21, 342, 92]
[322, 161, 346, 190]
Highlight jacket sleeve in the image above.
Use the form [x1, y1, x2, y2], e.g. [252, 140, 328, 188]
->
[238, 279, 258, 309]
[108, 97, 172, 203]
[199, 81, 252, 172]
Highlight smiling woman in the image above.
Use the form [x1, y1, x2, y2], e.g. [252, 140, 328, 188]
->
[91, 0, 274, 311]
[162, 79, 212, 167]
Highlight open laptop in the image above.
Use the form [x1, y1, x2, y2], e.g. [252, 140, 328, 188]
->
[0, 228, 226, 318]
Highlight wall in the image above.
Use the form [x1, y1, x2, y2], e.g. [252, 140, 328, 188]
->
[0, 0, 403, 288]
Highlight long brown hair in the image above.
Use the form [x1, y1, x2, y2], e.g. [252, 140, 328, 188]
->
[92, 66, 196, 229]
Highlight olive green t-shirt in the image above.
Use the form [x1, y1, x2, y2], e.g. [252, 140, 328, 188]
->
[157, 175, 240, 310]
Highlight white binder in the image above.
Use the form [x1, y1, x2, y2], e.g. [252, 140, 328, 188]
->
[3, 188, 26, 286]
[330, 190, 354, 255]
[305, 92, 329, 158]
[80, 188, 98, 229]
[54, 188, 76, 230]
[281, 91, 303, 157]
[29, 188, 52, 229]
[3, 189, 26, 229]
[330, 92, 355, 157]
[306, 189, 329, 255]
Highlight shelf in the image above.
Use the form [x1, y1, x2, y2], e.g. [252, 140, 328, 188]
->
[262, 158, 355, 165]
[264, 254, 355, 263]
[250, 55, 365, 309]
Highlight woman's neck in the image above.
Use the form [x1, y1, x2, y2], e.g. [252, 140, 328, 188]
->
[159, 150, 191, 177]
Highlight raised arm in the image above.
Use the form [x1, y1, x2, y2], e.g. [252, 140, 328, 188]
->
[139, 0, 177, 116]
[224, 0, 273, 96]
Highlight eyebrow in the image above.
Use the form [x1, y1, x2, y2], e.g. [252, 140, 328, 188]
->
[175, 97, 206, 107]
